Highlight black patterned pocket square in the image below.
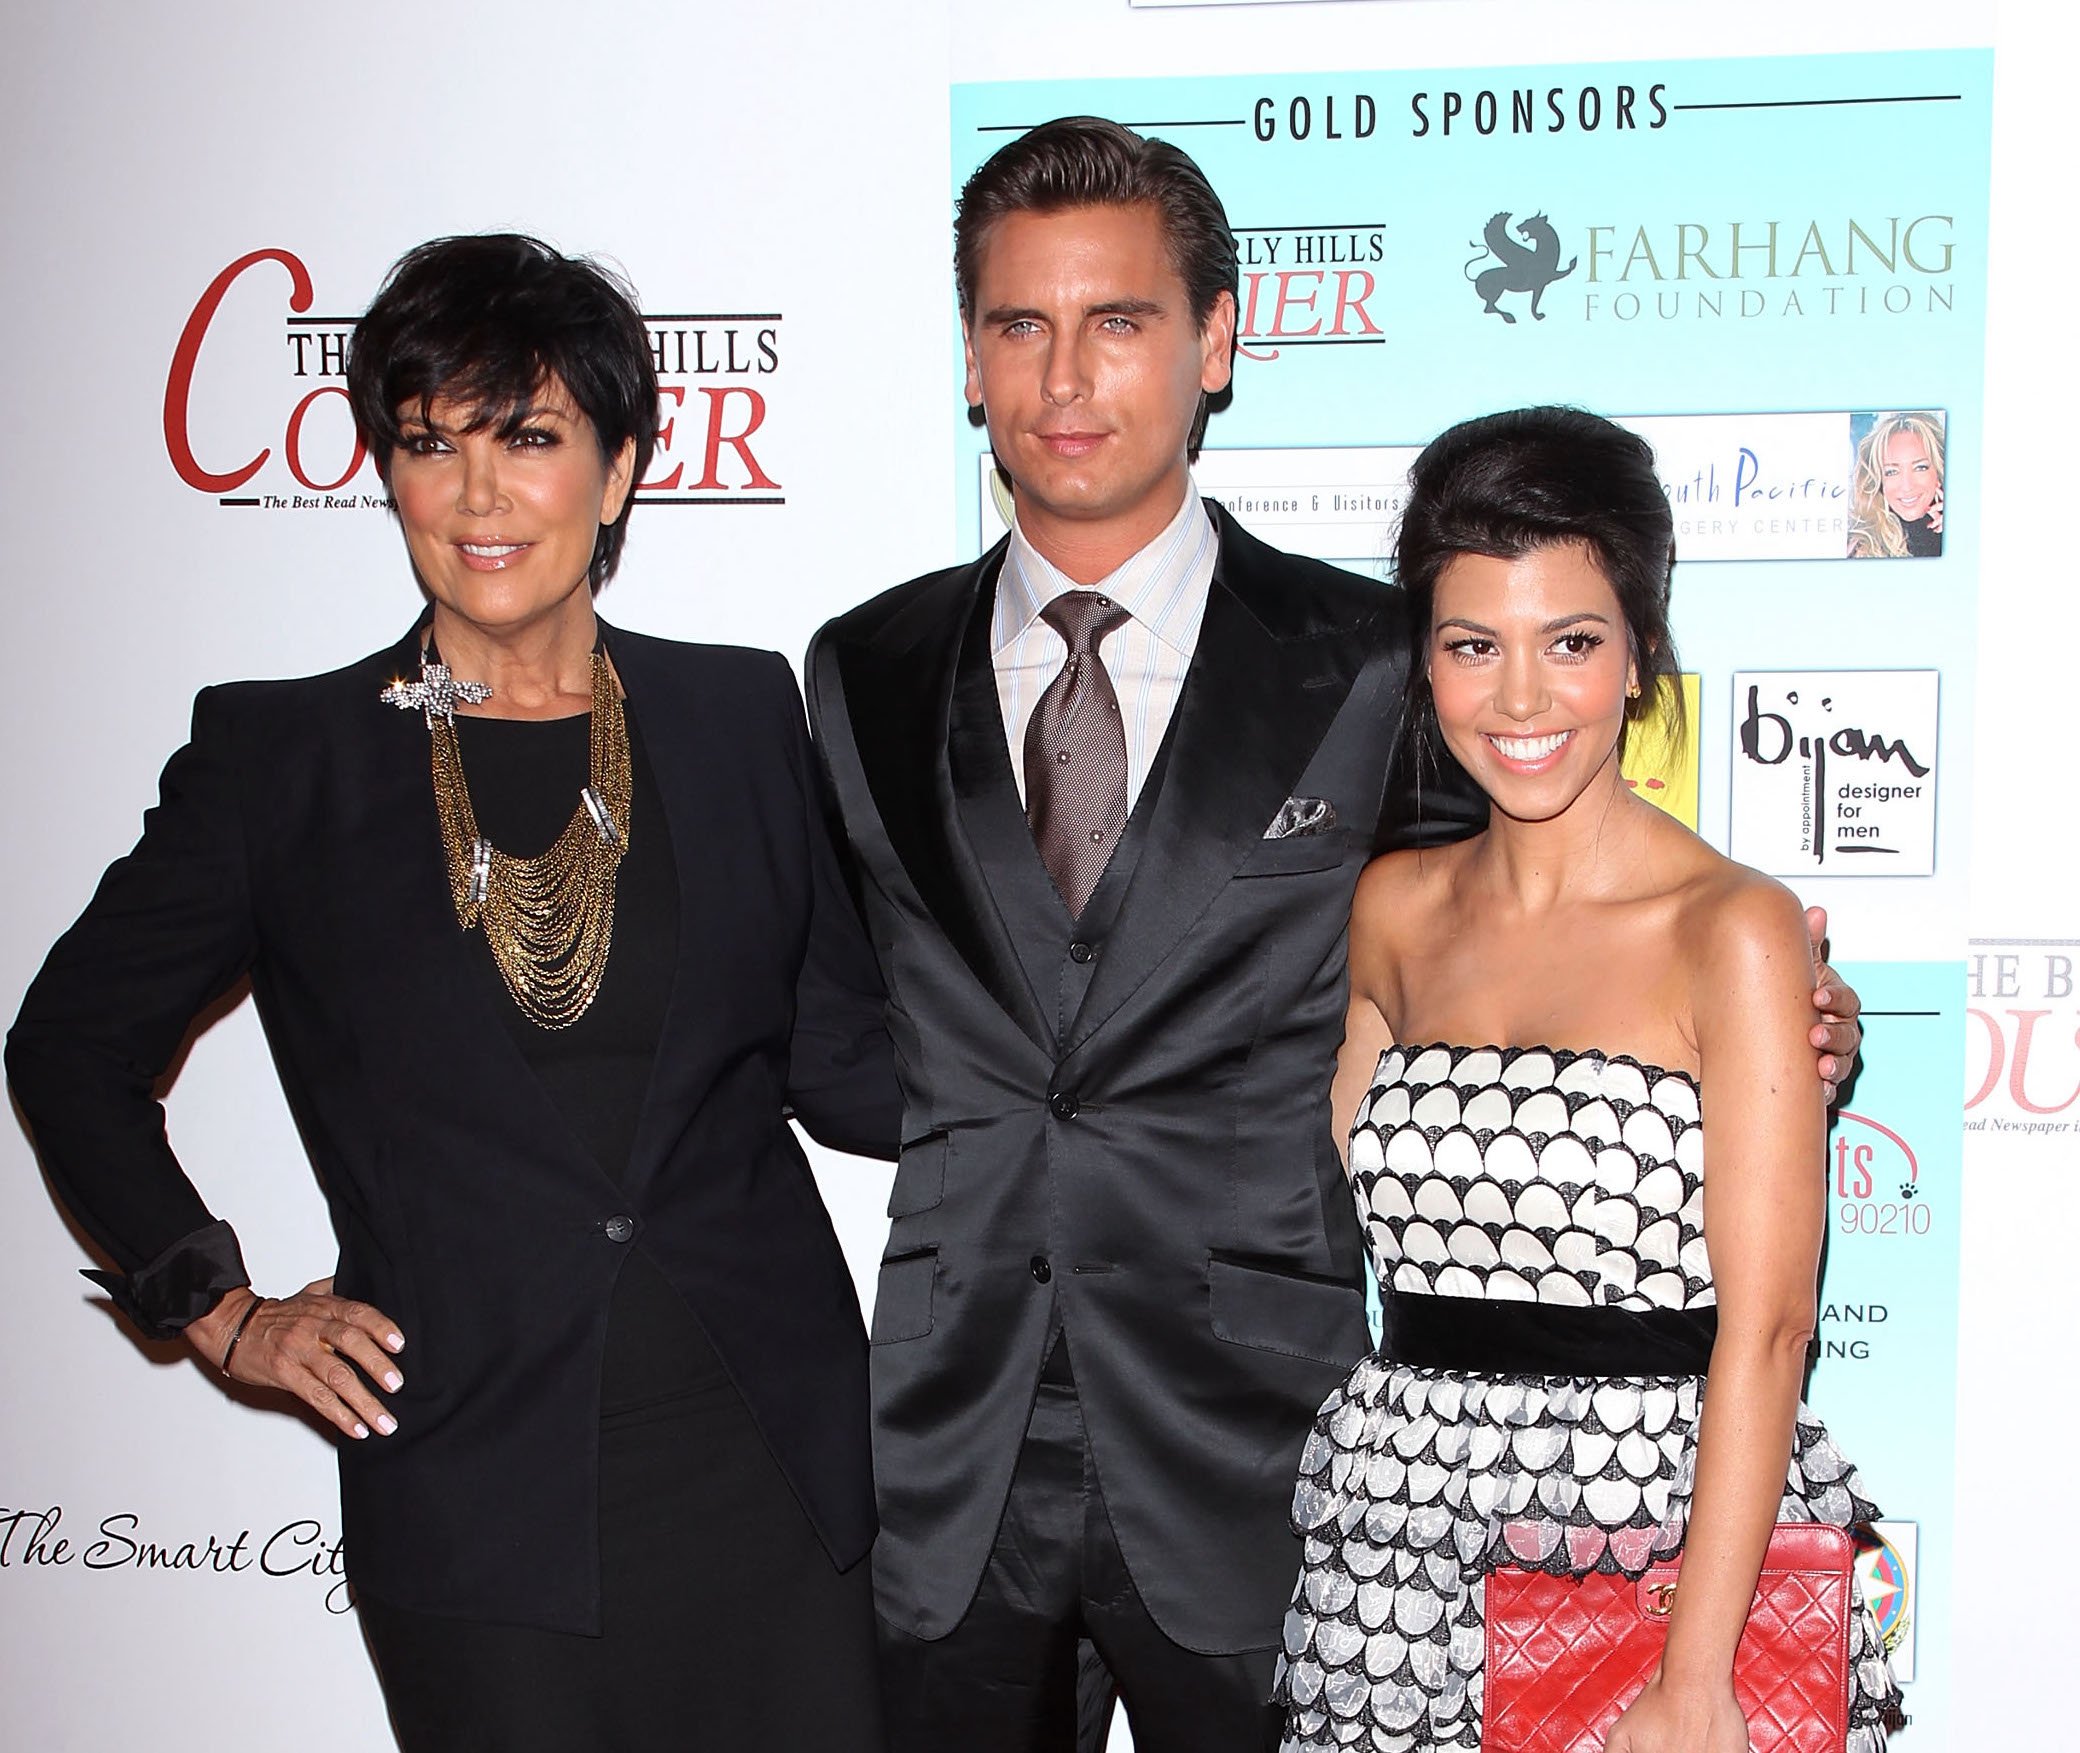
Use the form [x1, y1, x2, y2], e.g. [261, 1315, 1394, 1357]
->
[1265, 796, 1337, 839]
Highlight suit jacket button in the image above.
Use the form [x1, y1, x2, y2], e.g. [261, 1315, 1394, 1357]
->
[603, 1214, 638, 1244]
[1069, 940, 1097, 964]
[1030, 1255, 1052, 1283]
[1049, 1092, 1079, 1120]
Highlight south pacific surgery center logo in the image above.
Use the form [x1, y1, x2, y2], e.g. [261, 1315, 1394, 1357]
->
[162, 248, 786, 511]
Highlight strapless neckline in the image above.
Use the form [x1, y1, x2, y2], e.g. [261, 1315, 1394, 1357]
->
[1384, 1040, 1702, 1096]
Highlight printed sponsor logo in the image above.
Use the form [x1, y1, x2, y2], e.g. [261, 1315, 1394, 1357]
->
[1465, 212, 1578, 325]
[1854, 1521, 1919, 1680]
[1829, 1109, 1933, 1244]
[1966, 939, 2080, 1136]
[1009, 415, 1902, 571]
[1234, 224, 1385, 361]
[162, 248, 784, 511]
[1729, 671, 1938, 876]
[1449, 206, 1956, 328]
[0, 1503, 351, 1613]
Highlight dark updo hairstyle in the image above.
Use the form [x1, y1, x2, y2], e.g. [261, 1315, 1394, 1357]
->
[347, 234, 658, 590]
[954, 115, 1238, 454]
[1395, 405, 1681, 756]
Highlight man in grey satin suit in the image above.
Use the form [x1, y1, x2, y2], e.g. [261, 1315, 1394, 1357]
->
[807, 117, 1861, 1752]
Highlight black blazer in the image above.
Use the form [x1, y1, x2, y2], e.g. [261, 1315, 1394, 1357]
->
[808, 506, 1484, 1654]
[7, 622, 899, 1634]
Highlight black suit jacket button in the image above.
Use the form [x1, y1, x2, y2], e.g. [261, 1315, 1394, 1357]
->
[603, 1214, 638, 1244]
[1049, 1092, 1079, 1120]
[1069, 940, 1097, 964]
[1030, 1255, 1052, 1283]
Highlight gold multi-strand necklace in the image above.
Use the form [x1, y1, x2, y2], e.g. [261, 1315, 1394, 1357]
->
[426, 647, 631, 1029]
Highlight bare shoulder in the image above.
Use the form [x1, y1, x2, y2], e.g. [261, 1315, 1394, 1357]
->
[1350, 841, 1466, 972]
[1353, 841, 1463, 924]
[1678, 856, 1815, 1007]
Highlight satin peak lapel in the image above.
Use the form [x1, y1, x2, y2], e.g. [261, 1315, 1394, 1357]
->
[835, 552, 1054, 1050]
[1062, 555, 1376, 1055]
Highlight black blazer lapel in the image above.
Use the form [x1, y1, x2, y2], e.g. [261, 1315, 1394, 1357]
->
[596, 624, 694, 1194]
[1062, 516, 1382, 1054]
[833, 548, 1054, 1051]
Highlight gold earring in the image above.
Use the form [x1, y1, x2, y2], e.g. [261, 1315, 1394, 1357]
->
[1626, 680, 1642, 700]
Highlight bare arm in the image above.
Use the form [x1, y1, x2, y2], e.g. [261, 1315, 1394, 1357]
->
[1607, 881, 1825, 1753]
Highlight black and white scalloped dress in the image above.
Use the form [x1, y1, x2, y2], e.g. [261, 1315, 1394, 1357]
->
[1273, 1044, 1903, 1751]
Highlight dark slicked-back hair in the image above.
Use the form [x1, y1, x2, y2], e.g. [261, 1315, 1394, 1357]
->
[955, 116, 1238, 451]
[348, 234, 657, 590]
[1396, 405, 1682, 751]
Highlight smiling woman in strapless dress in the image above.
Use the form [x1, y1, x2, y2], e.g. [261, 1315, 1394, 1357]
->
[1273, 407, 1903, 1753]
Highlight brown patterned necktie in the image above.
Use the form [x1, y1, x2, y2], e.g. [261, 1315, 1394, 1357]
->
[1025, 590, 1132, 918]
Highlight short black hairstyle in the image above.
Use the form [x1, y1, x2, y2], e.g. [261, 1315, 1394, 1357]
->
[954, 116, 1237, 452]
[1396, 405, 1682, 749]
[348, 234, 657, 589]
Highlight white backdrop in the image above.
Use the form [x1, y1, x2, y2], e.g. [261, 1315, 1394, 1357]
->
[1, 3, 2067, 1747]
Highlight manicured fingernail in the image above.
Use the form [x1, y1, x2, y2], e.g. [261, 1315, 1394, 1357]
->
[352, 1423, 369, 1440]
[1816, 988, 1832, 1005]
[375, 1413, 398, 1436]
[385, 1332, 405, 1352]
[383, 1370, 403, 1392]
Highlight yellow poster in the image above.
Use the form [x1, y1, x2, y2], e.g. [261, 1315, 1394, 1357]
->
[1621, 674, 1701, 828]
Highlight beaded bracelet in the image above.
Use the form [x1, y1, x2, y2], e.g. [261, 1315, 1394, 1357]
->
[219, 1294, 268, 1378]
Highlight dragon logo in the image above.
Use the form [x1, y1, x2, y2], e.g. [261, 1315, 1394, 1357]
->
[1465, 211, 1578, 325]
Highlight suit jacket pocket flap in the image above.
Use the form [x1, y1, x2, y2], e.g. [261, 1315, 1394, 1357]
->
[887, 1131, 949, 1218]
[1233, 828, 1354, 878]
[1209, 1253, 1366, 1365]
[871, 1249, 937, 1344]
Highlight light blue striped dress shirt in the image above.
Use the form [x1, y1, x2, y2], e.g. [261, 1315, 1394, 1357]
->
[992, 484, 1218, 811]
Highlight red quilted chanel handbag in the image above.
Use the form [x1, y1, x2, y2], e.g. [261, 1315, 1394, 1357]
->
[1483, 1522, 1855, 1753]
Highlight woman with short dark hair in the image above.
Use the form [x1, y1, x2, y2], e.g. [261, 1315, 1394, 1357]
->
[8, 233, 893, 1750]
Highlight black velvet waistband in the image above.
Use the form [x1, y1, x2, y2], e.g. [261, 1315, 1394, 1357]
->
[1383, 1288, 1718, 1377]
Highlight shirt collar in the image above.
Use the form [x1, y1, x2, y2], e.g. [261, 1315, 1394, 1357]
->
[994, 480, 1216, 659]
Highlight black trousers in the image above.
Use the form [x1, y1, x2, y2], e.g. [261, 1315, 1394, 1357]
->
[359, 1372, 883, 1752]
[878, 1341, 1282, 1753]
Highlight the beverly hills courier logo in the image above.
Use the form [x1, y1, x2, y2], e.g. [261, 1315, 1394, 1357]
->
[163, 248, 786, 510]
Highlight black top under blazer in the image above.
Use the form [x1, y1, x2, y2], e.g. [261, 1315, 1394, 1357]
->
[7, 623, 900, 1634]
[808, 505, 1485, 1656]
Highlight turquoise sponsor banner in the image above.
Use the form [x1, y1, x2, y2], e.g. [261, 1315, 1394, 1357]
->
[952, 55, 1989, 926]
[953, 50, 1984, 1747]
[953, 51, 1990, 495]
[1820, 961, 1963, 1724]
